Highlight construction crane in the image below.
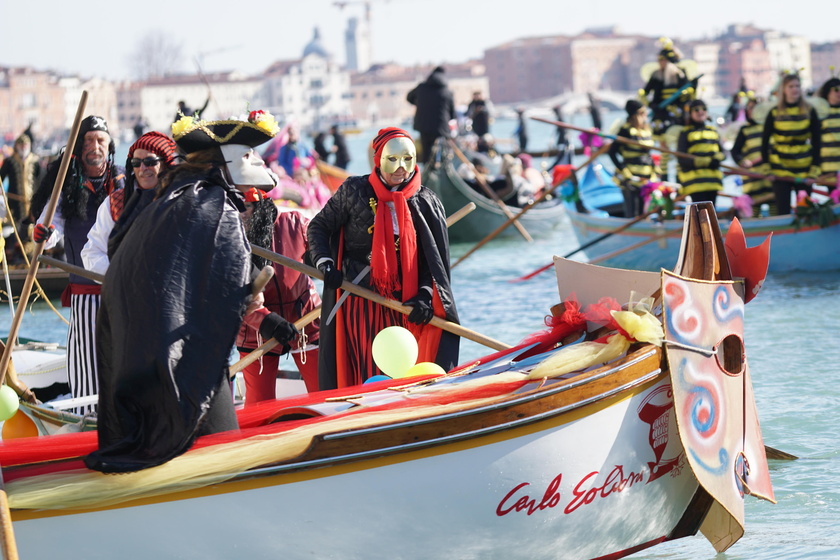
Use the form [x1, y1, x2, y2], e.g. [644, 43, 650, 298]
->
[333, 1, 389, 30]
[333, 1, 389, 72]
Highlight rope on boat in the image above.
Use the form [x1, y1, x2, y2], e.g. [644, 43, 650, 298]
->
[0, 187, 69, 326]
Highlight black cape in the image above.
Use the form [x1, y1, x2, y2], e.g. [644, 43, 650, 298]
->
[85, 168, 248, 473]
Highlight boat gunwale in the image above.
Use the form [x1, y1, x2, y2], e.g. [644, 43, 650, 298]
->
[229, 347, 664, 480]
[234, 367, 664, 481]
[323, 346, 659, 440]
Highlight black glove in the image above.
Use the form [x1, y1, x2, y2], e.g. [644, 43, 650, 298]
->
[404, 290, 434, 325]
[709, 158, 721, 170]
[33, 223, 55, 243]
[259, 312, 300, 347]
[318, 261, 344, 290]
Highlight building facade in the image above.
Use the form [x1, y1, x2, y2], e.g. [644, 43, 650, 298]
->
[253, 29, 352, 132]
[2, 23, 839, 153]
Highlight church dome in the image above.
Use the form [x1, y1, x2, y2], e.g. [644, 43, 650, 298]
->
[303, 27, 330, 59]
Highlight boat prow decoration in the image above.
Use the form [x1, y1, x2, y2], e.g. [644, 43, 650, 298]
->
[724, 217, 771, 303]
[663, 202, 774, 552]
[553, 202, 775, 554]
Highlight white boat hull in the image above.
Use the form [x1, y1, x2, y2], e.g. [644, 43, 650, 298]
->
[14, 376, 698, 560]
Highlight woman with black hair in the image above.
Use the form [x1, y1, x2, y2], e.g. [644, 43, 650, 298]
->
[609, 99, 657, 218]
[677, 99, 725, 206]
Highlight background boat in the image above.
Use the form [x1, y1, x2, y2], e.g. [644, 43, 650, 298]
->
[423, 142, 566, 243]
[565, 170, 840, 272]
[314, 158, 350, 193]
[6, 266, 69, 299]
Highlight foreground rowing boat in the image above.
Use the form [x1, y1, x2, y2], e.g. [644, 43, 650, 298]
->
[0, 203, 773, 559]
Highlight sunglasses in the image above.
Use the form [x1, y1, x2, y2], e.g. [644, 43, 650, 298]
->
[130, 156, 162, 168]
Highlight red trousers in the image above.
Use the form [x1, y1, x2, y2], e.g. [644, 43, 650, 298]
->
[239, 348, 320, 406]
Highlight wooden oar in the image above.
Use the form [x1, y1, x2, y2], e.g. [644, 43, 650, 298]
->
[38, 255, 104, 284]
[533, 116, 830, 189]
[250, 245, 510, 351]
[445, 202, 476, 227]
[764, 445, 798, 461]
[453, 143, 612, 268]
[0, 91, 88, 399]
[0, 467, 18, 560]
[447, 139, 533, 242]
[511, 196, 688, 283]
[586, 230, 681, 266]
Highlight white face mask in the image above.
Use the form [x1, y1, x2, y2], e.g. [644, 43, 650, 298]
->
[220, 144, 275, 187]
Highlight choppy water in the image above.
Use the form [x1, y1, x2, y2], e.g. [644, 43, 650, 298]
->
[3, 111, 839, 558]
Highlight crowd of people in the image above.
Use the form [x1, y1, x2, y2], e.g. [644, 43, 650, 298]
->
[0, 91, 461, 472]
[608, 39, 837, 218]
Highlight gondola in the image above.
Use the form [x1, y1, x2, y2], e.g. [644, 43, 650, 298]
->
[0, 202, 773, 560]
[423, 143, 566, 243]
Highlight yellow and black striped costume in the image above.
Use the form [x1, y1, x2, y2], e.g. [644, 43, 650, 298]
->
[820, 104, 840, 177]
[730, 121, 770, 194]
[644, 71, 690, 135]
[609, 123, 656, 185]
[761, 104, 821, 179]
[676, 123, 724, 196]
[608, 123, 656, 217]
[730, 119, 774, 215]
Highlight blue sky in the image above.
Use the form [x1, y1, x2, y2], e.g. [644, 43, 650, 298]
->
[1, 0, 834, 80]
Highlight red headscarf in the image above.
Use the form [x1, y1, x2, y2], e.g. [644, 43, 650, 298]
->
[128, 131, 178, 166]
[367, 127, 422, 299]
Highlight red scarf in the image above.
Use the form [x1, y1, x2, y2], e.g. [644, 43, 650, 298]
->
[367, 169, 421, 299]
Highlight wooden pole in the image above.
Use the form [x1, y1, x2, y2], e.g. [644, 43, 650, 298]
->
[38, 255, 104, 284]
[586, 230, 680, 266]
[447, 139, 534, 242]
[250, 245, 510, 351]
[453, 143, 612, 268]
[511, 195, 688, 283]
[233, 201, 478, 371]
[0, 91, 88, 395]
[0, 468, 18, 560]
[445, 202, 476, 227]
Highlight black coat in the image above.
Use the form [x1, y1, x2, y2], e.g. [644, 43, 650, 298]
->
[332, 131, 351, 169]
[307, 174, 460, 389]
[407, 70, 456, 137]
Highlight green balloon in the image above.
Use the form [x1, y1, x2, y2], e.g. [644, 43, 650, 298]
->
[0, 385, 20, 422]
[372, 326, 418, 378]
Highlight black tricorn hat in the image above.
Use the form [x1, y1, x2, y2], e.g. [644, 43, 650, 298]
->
[172, 117, 277, 154]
